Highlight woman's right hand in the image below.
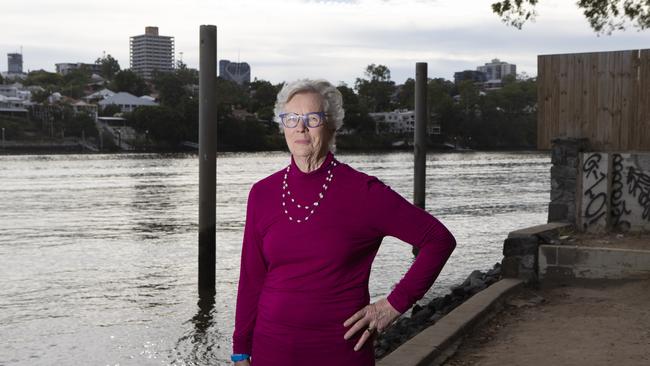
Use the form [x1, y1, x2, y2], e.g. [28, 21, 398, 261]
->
[234, 360, 250, 366]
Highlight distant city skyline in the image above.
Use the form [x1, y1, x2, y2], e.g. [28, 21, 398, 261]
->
[1, 0, 648, 85]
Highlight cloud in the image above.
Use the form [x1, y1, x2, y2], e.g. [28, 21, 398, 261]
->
[303, 0, 361, 3]
[1, 0, 648, 85]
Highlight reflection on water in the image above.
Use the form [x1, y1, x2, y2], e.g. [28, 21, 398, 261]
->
[0, 151, 550, 365]
[172, 293, 218, 365]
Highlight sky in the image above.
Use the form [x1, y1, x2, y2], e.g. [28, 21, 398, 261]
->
[1, 0, 648, 85]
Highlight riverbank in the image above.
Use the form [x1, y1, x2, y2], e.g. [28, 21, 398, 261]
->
[375, 264, 502, 360]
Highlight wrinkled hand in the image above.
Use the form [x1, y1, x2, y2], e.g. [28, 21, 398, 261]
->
[343, 298, 402, 351]
[234, 359, 250, 366]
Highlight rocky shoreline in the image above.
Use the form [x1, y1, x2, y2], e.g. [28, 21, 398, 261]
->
[375, 263, 502, 359]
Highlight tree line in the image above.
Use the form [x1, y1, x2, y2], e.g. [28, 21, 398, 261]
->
[11, 55, 537, 151]
[206, 64, 538, 151]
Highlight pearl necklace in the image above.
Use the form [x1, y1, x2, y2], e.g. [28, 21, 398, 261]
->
[281, 159, 337, 223]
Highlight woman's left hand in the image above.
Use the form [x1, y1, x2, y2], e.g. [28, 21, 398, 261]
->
[342, 298, 402, 351]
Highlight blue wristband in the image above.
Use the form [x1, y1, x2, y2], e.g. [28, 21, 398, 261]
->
[231, 353, 250, 362]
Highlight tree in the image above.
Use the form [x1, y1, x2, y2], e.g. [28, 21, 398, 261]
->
[394, 78, 415, 110]
[174, 60, 199, 85]
[62, 67, 91, 86]
[99, 104, 122, 117]
[492, 0, 650, 33]
[111, 70, 148, 96]
[60, 68, 91, 98]
[130, 105, 186, 145]
[427, 78, 455, 138]
[337, 83, 376, 134]
[354, 64, 396, 112]
[216, 77, 249, 108]
[31, 89, 51, 103]
[248, 79, 281, 120]
[24, 70, 63, 88]
[95, 54, 121, 81]
[153, 71, 188, 107]
[62, 112, 98, 139]
[0, 74, 4, 84]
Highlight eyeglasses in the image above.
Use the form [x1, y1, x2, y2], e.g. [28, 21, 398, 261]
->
[278, 112, 326, 128]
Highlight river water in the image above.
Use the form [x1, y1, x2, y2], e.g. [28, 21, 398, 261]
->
[0, 151, 550, 365]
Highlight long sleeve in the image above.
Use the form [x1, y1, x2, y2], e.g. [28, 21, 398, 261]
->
[365, 176, 456, 314]
[232, 183, 268, 355]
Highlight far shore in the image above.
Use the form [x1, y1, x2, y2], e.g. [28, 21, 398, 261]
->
[0, 145, 545, 156]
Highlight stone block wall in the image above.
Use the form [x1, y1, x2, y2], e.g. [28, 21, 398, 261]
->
[501, 223, 572, 283]
[548, 138, 590, 224]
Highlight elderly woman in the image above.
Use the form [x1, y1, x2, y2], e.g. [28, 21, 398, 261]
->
[231, 79, 456, 366]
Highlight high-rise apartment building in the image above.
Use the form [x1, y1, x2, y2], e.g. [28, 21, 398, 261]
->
[130, 26, 174, 80]
[7, 53, 23, 74]
[477, 58, 516, 81]
[219, 60, 251, 85]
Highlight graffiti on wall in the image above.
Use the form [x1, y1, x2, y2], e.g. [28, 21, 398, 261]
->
[611, 154, 631, 230]
[627, 167, 650, 221]
[581, 153, 608, 231]
[580, 152, 650, 232]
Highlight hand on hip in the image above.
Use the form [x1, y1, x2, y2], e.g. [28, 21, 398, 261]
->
[342, 298, 401, 351]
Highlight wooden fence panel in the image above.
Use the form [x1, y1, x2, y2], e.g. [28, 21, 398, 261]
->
[639, 50, 650, 150]
[538, 49, 650, 151]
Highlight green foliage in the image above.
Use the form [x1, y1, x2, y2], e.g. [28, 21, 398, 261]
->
[53, 69, 91, 98]
[216, 77, 249, 108]
[492, 0, 650, 33]
[354, 64, 396, 112]
[174, 60, 199, 85]
[62, 112, 98, 138]
[110, 63, 538, 152]
[99, 104, 122, 117]
[0, 116, 29, 140]
[181, 97, 199, 142]
[337, 83, 375, 134]
[427, 78, 456, 138]
[25, 70, 63, 88]
[0, 74, 4, 84]
[111, 70, 149, 96]
[62, 68, 91, 86]
[248, 79, 282, 116]
[95, 54, 121, 81]
[216, 117, 284, 151]
[153, 71, 188, 107]
[395, 78, 415, 110]
[427, 78, 455, 114]
[24, 68, 93, 99]
[450, 75, 537, 149]
[61, 84, 85, 99]
[130, 106, 186, 145]
[31, 89, 51, 103]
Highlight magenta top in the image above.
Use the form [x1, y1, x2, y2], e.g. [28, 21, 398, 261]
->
[232, 151, 456, 365]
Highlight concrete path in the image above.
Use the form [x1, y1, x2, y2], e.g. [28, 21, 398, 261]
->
[444, 279, 650, 366]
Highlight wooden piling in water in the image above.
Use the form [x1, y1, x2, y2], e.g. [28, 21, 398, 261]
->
[413, 62, 428, 256]
[198, 25, 217, 295]
[414, 62, 427, 208]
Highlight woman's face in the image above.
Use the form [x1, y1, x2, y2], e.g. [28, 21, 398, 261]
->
[282, 92, 333, 160]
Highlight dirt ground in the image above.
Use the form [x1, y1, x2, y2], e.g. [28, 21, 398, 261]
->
[444, 279, 650, 366]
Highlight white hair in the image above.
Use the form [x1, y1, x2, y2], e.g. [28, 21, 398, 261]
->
[273, 79, 345, 152]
